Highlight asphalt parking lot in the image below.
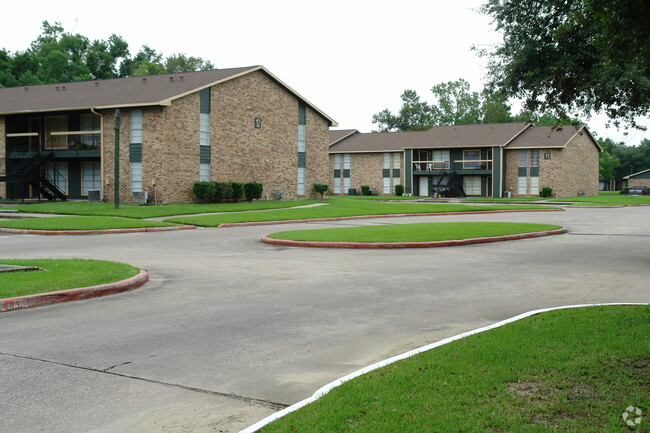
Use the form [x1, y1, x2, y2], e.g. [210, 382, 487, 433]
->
[1, 205, 648, 432]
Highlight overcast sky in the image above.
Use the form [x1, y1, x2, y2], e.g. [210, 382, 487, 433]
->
[2, 0, 647, 145]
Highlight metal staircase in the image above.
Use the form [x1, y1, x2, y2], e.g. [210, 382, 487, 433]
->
[0, 151, 67, 201]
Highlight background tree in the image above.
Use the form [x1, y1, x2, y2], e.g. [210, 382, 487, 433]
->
[371, 89, 432, 132]
[478, 0, 650, 129]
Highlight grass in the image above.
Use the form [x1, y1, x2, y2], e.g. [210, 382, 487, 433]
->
[0, 259, 140, 298]
[4, 200, 319, 218]
[549, 191, 650, 206]
[267, 222, 562, 243]
[166, 197, 556, 227]
[0, 216, 182, 230]
[261, 305, 649, 433]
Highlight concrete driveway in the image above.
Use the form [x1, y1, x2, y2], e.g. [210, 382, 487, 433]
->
[1, 205, 648, 432]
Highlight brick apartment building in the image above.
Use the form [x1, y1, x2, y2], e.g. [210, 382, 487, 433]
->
[329, 123, 601, 198]
[0, 66, 336, 203]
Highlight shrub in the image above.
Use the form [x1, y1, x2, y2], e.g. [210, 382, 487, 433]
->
[540, 186, 553, 198]
[620, 188, 630, 195]
[395, 184, 404, 196]
[244, 182, 264, 201]
[193, 182, 214, 203]
[360, 185, 371, 196]
[313, 183, 329, 199]
[230, 182, 244, 201]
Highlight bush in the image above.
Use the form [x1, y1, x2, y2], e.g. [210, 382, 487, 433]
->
[193, 182, 214, 203]
[395, 184, 404, 196]
[244, 182, 264, 201]
[540, 186, 553, 198]
[313, 183, 329, 199]
[230, 182, 244, 201]
[214, 183, 233, 202]
[360, 185, 371, 196]
[620, 188, 630, 195]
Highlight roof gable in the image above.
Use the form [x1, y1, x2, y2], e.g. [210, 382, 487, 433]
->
[505, 124, 601, 151]
[0, 66, 337, 126]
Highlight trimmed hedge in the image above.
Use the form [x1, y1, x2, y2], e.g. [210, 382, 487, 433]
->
[244, 182, 264, 202]
[192, 181, 260, 203]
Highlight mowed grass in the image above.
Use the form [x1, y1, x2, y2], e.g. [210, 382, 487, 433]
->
[549, 191, 650, 206]
[0, 216, 181, 230]
[261, 305, 649, 433]
[0, 259, 140, 298]
[166, 198, 556, 227]
[5, 200, 319, 218]
[268, 222, 563, 243]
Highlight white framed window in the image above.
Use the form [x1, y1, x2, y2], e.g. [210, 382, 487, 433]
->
[200, 113, 210, 146]
[383, 153, 390, 169]
[343, 177, 350, 193]
[530, 149, 539, 167]
[383, 177, 391, 194]
[343, 153, 350, 170]
[297, 167, 305, 195]
[130, 109, 143, 144]
[463, 176, 481, 195]
[518, 150, 527, 167]
[463, 150, 481, 169]
[433, 150, 449, 169]
[298, 125, 306, 152]
[82, 161, 101, 195]
[530, 176, 539, 195]
[334, 154, 342, 193]
[393, 153, 401, 170]
[130, 162, 143, 193]
[45, 116, 68, 150]
[334, 177, 341, 194]
[518, 176, 527, 195]
[200, 163, 210, 181]
[80, 114, 100, 147]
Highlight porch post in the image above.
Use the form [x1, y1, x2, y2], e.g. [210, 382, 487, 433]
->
[114, 109, 121, 208]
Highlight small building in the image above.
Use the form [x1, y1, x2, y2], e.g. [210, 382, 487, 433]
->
[329, 123, 601, 198]
[624, 169, 650, 189]
[0, 66, 336, 203]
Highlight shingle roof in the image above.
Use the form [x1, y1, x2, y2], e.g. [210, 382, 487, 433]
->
[329, 123, 529, 152]
[0, 66, 337, 125]
[624, 168, 650, 179]
[504, 124, 590, 149]
[329, 129, 358, 146]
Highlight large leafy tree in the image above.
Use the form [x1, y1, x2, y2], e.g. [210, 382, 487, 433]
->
[478, 0, 650, 129]
[372, 79, 514, 132]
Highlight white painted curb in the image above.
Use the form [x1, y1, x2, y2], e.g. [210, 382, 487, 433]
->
[239, 303, 649, 433]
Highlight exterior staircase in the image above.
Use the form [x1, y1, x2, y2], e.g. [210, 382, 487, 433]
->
[0, 151, 67, 201]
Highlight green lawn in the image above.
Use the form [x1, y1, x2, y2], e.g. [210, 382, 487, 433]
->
[267, 222, 562, 243]
[261, 305, 649, 433]
[0, 216, 182, 230]
[166, 198, 556, 227]
[549, 191, 650, 206]
[0, 259, 140, 298]
[5, 200, 319, 218]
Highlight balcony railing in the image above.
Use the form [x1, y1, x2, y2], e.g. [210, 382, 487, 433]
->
[413, 159, 493, 171]
[6, 131, 101, 152]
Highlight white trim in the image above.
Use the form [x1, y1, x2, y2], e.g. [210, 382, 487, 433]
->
[238, 303, 648, 433]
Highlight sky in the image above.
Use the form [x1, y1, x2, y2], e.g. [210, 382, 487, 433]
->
[1, 0, 647, 146]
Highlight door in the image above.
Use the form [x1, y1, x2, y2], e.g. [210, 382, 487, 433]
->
[419, 176, 429, 197]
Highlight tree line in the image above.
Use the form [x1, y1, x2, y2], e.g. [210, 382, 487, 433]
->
[0, 21, 214, 87]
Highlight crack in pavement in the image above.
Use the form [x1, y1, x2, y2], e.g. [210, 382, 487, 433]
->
[0, 352, 289, 410]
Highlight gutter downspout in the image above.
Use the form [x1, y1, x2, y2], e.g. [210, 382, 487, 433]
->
[90, 108, 104, 201]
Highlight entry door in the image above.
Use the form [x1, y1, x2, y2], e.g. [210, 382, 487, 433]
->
[419, 176, 429, 197]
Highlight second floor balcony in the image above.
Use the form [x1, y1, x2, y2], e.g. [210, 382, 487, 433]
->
[413, 159, 493, 173]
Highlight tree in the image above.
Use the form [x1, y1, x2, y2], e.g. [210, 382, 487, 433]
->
[165, 54, 214, 73]
[430, 79, 482, 125]
[371, 89, 432, 132]
[478, 0, 650, 129]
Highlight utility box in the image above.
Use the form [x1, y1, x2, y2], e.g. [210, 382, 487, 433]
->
[88, 190, 101, 202]
[132, 191, 148, 205]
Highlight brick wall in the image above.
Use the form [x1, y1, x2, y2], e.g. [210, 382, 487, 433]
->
[561, 131, 600, 197]
[101, 70, 331, 203]
[538, 149, 565, 197]
[628, 178, 650, 189]
[350, 153, 383, 192]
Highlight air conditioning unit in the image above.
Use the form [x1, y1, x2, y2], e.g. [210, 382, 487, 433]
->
[132, 191, 148, 205]
[88, 190, 101, 202]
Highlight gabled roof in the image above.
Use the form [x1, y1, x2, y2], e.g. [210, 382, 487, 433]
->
[329, 129, 358, 146]
[0, 66, 337, 126]
[329, 123, 529, 153]
[624, 168, 650, 179]
[504, 124, 601, 151]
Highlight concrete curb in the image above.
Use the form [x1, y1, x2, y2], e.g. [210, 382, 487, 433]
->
[0, 269, 149, 312]
[0, 225, 196, 235]
[261, 228, 568, 249]
[219, 208, 564, 228]
[238, 302, 649, 433]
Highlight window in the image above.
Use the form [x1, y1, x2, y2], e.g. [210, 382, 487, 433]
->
[463, 176, 481, 195]
[393, 153, 401, 191]
[200, 163, 210, 181]
[518, 176, 527, 195]
[298, 125, 306, 152]
[82, 162, 101, 195]
[46, 162, 68, 194]
[45, 116, 67, 150]
[463, 150, 481, 169]
[334, 154, 342, 193]
[530, 149, 539, 167]
[81, 114, 100, 147]
[297, 167, 305, 195]
[433, 150, 449, 169]
[383, 153, 391, 194]
[130, 109, 143, 144]
[530, 176, 539, 195]
[200, 113, 210, 146]
[518, 150, 527, 167]
[130, 162, 143, 193]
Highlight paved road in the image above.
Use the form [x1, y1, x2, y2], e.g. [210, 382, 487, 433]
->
[1, 206, 649, 432]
